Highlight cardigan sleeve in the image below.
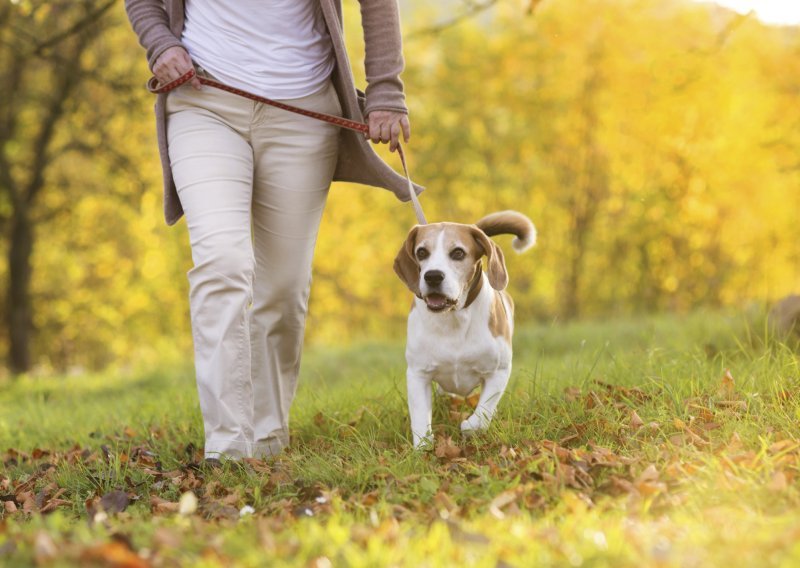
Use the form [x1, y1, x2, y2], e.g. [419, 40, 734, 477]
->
[124, 0, 185, 71]
[358, 0, 408, 115]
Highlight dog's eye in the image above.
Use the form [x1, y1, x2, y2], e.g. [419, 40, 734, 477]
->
[416, 248, 429, 261]
[450, 248, 466, 261]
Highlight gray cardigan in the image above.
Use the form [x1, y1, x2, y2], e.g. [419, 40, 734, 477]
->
[124, 0, 421, 226]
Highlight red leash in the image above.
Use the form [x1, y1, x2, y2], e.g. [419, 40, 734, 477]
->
[149, 68, 427, 225]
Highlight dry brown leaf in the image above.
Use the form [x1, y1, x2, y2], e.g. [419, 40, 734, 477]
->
[564, 386, 581, 402]
[150, 496, 180, 514]
[433, 491, 458, 514]
[718, 369, 736, 399]
[687, 403, 714, 422]
[39, 498, 71, 515]
[488, 489, 518, 519]
[242, 458, 271, 474]
[34, 531, 58, 564]
[80, 541, 150, 568]
[100, 490, 130, 515]
[716, 400, 747, 412]
[19, 491, 36, 513]
[769, 471, 788, 492]
[637, 464, 660, 483]
[31, 448, 49, 460]
[465, 392, 481, 409]
[361, 490, 379, 507]
[434, 437, 462, 459]
[768, 440, 799, 455]
[152, 527, 183, 550]
[630, 410, 644, 431]
[308, 557, 333, 568]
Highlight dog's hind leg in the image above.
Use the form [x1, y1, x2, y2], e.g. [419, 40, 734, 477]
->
[460, 367, 510, 435]
[407, 370, 434, 449]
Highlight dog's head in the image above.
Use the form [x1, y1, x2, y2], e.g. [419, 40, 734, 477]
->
[393, 222, 508, 313]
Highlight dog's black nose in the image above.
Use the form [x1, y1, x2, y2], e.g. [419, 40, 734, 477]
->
[424, 270, 445, 286]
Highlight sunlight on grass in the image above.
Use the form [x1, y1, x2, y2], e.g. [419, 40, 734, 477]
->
[2, 310, 800, 566]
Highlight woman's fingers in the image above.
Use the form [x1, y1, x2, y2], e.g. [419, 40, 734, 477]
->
[367, 110, 412, 151]
[153, 46, 198, 88]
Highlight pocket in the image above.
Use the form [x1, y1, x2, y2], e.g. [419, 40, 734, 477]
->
[327, 81, 344, 117]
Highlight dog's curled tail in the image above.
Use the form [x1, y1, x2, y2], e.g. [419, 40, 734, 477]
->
[476, 211, 537, 253]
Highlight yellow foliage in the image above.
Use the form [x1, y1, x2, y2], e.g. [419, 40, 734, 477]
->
[2, 0, 800, 370]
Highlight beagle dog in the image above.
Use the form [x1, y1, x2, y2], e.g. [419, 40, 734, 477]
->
[393, 211, 536, 448]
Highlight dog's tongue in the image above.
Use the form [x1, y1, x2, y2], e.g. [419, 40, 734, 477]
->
[425, 294, 449, 310]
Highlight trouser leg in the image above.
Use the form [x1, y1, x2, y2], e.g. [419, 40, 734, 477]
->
[248, 81, 341, 457]
[166, 86, 256, 459]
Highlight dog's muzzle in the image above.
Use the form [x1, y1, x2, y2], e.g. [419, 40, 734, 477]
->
[424, 293, 457, 312]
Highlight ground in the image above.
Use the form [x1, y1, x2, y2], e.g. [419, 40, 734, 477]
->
[2, 310, 800, 567]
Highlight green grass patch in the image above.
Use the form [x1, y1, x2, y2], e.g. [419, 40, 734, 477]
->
[2, 310, 800, 566]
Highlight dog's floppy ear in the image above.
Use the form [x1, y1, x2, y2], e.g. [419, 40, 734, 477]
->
[394, 226, 421, 296]
[470, 226, 508, 291]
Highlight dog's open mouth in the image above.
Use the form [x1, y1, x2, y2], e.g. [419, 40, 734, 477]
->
[424, 294, 457, 312]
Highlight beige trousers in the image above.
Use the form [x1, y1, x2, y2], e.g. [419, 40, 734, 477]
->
[166, 75, 341, 459]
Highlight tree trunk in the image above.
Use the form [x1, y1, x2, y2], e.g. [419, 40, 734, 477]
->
[7, 207, 33, 374]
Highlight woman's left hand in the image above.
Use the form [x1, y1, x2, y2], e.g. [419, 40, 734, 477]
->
[366, 111, 411, 152]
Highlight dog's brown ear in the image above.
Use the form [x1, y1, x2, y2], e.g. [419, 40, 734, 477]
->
[471, 227, 508, 291]
[394, 226, 421, 296]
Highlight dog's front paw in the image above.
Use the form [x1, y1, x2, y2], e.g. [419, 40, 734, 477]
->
[460, 413, 490, 435]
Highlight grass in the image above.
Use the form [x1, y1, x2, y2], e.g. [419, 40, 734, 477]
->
[2, 309, 800, 566]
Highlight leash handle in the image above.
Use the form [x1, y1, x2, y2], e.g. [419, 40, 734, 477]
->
[149, 69, 427, 225]
[396, 145, 427, 226]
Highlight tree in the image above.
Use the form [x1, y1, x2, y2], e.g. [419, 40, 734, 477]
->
[0, 0, 119, 373]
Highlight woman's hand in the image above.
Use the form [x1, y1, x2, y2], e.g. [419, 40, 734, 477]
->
[366, 110, 411, 152]
[153, 46, 202, 90]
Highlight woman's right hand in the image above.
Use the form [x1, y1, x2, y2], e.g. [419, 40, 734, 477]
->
[153, 46, 202, 90]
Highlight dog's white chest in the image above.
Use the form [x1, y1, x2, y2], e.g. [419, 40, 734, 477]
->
[406, 296, 511, 397]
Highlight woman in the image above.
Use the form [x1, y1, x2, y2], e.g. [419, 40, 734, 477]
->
[125, 0, 415, 460]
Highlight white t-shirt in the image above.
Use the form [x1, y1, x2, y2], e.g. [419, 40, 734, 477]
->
[181, 0, 335, 100]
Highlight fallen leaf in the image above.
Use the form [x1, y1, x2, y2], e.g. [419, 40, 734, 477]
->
[80, 541, 150, 568]
[466, 392, 481, 409]
[769, 471, 788, 492]
[564, 387, 581, 402]
[488, 489, 518, 519]
[630, 410, 644, 431]
[34, 531, 58, 564]
[242, 458, 270, 474]
[716, 400, 747, 412]
[150, 496, 179, 514]
[101, 490, 130, 515]
[179, 491, 198, 515]
[434, 437, 462, 459]
[718, 369, 736, 399]
[308, 557, 333, 568]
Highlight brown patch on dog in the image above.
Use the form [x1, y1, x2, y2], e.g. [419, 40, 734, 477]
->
[489, 291, 513, 341]
[468, 227, 508, 291]
[476, 210, 536, 252]
[393, 226, 422, 296]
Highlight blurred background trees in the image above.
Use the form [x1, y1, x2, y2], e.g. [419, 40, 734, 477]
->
[0, 0, 798, 374]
